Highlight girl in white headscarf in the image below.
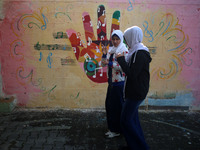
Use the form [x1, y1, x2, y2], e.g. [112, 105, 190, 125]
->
[116, 26, 151, 150]
[101, 30, 128, 138]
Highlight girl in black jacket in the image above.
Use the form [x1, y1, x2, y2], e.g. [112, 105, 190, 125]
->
[116, 26, 151, 150]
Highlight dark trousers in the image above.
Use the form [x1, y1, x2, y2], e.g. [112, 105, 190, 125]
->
[105, 83, 124, 133]
[120, 98, 149, 150]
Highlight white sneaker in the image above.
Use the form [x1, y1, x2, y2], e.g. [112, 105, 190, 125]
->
[107, 132, 120, 138]
[105, 130, 112, 136]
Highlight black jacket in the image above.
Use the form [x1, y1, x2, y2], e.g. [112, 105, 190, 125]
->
[117, 50, 152, 100]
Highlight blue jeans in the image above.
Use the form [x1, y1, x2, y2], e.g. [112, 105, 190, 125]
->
[120, 98, 149, 150]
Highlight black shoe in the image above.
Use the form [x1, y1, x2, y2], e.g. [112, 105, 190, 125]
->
[118, 146, 130, 150]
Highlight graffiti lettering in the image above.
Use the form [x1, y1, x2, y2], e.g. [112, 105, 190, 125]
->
[17, 66, 57, 100]
[55, 4, 73, 21]
[70, 92, 84, 106]
[10, 39, 24, 61]
[46, 52, 53, 68]
[16, 67, 33, 86]
[61, 57, 76, 65]
[53, 32, 68, 39]
[127, 0, 135, 11]
[143, 13, 193, 80]
[143, 21, 154, 42]
[39, 52, 43, 61]
[16, 66, 43, 88]
[12, 7, 49, 37]
[178, 47, 193, 66]
[70, 92, 80, 99]
[34, 42, 71, 51]
[148, 47, 157, 54]
[154, 21, 164, 38]
[41, 13, 48, 30]
[43, 85, 57, 101]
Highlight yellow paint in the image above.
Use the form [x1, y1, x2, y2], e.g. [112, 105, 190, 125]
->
[112, 18, 120, 25]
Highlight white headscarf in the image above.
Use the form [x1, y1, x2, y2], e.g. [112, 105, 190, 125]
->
[108, 30, 128, 55]
[124, 26, 149, 63]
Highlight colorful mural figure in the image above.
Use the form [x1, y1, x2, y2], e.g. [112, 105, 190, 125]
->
[66, 5, 120, 83]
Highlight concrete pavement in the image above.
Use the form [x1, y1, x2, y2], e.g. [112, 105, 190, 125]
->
[0, 108, 200, 150]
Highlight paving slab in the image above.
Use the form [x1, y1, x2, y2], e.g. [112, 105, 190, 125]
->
[0, 109, 199, 150]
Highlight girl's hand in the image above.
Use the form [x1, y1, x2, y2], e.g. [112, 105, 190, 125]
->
[102, 44, 107, 55]
[116, 52, 124, 58]
[102, 60, 109, 65]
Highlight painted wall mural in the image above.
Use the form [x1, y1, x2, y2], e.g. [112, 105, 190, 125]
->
[0, 0, 199, 110]
[66, 5, 120, 83]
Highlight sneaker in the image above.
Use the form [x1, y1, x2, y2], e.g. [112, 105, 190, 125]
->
[105, 130, 112, 136]
[107, 132, 120, 138]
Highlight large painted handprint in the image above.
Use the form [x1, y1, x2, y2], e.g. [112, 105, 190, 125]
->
[66, 5, 120, 83]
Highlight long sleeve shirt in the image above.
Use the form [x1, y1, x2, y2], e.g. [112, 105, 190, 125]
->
[101, 51, 128, 83]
